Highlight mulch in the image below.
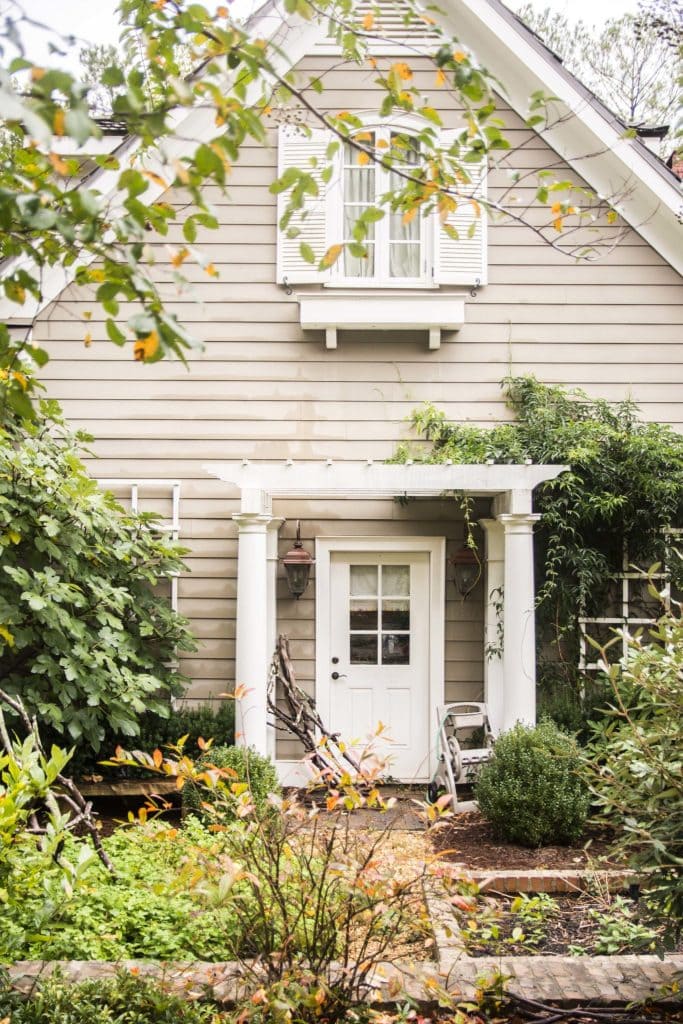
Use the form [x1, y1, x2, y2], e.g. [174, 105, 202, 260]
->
[430, 809, 624, 871]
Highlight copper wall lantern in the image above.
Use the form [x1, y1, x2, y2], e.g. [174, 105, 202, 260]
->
[282, 521, 315, 598]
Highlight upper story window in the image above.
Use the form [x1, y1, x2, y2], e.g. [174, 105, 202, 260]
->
[341, 130, 424, 283]
[275, 116, 487, 296]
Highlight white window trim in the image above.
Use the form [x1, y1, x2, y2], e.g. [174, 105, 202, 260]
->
[314, 535, 445, 781]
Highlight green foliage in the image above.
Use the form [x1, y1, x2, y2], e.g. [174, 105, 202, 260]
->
[182, 744, 280, 819]
[585, 896, 658, 955]
[405, 377, 683, 691]
[475, 720, 590, 847]
[0, 970, 224, 1023]
[0, 400, 195, 750]
[0, 736, 99, 960]
[58, 701, 235, 780]
[585, 603, 683, 932]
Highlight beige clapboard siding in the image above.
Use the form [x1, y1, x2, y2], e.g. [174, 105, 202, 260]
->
[36, 54, 683, 745]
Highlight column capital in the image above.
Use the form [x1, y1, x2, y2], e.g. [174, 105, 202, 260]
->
[233, 511, 274, 532]
[479, 517, 504, 534]
[497, 512, 541, 533]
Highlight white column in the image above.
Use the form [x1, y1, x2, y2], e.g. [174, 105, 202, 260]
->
[479, 518, 505, 735]
[497, 511, 541, 731]
[266, 518, 284, 760]
[233, 510, 273, 754]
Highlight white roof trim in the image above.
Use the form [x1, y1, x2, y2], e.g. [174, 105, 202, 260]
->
[2, 0, 680, 326]
[204, 460, 567, 497]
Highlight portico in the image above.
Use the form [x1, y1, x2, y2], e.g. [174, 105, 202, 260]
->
[206, 461, 566, 781]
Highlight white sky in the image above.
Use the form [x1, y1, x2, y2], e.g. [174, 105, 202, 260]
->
[15, 0, 639, 71]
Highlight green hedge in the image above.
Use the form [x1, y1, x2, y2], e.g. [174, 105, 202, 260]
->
[182, 745, 280, 820]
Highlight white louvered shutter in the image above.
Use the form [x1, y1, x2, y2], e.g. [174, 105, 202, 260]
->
[276, 124, 334, 284]
[433, 131, 487, 286]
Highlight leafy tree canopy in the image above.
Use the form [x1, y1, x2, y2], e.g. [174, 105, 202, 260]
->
[0, 398, 195, 749]
[0, 0, 621, 418]
[514, 3, 680, 153]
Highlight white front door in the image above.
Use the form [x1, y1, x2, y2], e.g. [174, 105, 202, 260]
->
[328, 550, 431, 781]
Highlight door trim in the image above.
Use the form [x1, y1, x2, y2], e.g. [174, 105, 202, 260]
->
[315, 536, 445, 781]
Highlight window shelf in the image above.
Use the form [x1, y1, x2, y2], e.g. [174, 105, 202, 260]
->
[296, 289, 466, 350]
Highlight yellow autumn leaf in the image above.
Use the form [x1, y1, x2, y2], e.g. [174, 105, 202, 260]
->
[362, 11, 374, 29]
[377, 138, 389, 149]
[435, 68, 447, 87]
[31, 66, 46, 81]
[606, 210, 618, 224]
[204, 263, 219, 277]
[53, 108, 65, 136]
[553, 217, 564, 232]
[173, 159, 190, 185]
[133, 330, 160, 361]
[470, 198, 481, 217]
[453, 50, 467, 63]
[84, 331, 92, 348]
[171, 247, 190, 268]
[90, 268, 106, 283]
[367, 56, 377, 69]
[142, 170, 168, 189]
[321, 244, 343, 268]
[217, 4, 229, 14]
[12, 372, 28, 390]
[393, 61, 413, 81]
[355, 131, 372, 142]
[357, 151, 370, 166]
[402, 207, 418, 226]
[551, 201, 562, 214]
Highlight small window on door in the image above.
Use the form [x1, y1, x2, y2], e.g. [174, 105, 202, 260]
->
[348, 564, 410, 665]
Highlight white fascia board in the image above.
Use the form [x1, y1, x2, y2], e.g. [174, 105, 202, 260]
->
[0, 2, 316, 324]
[204, 460, 568, 496]
[438, 0, 682, 274]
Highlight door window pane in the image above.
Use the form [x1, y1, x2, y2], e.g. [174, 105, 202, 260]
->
[382, 599, 409, 630]
[382, 565, 409, 596]
[350, 599, 378, 630]
[350, 565, 378, 596]
[350, 634, 378, 664]
[382, 633, 410, 665]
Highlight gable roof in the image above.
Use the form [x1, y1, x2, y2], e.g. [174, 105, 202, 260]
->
[2, 0, 681, 325]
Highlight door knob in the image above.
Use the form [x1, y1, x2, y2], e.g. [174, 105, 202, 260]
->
[331, 671, 347, 680]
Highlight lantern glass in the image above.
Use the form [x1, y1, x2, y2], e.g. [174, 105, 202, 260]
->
[284, 560, 311, 598]
[453, 561, 479, 596]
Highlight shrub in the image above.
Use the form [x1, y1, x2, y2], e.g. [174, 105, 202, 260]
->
[0, 400, 195, 750]
[0, 969, 224, 1023]
[585, 603, 683, 933]
[475, 720, 589, 847]
[182, 744, 280, 819]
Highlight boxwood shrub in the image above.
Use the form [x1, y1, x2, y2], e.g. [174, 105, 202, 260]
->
[475, 720, 589, 847]
[182, 744, 280, 820]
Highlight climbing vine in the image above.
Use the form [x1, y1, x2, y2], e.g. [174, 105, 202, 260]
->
[397, 376, 683, 726]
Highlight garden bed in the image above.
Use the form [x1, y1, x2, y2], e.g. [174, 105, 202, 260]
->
[431, 809, 624, 871]
[445, 889, 680, 958]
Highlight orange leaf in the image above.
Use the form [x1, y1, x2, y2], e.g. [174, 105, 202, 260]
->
[171, 247, 189, 268]
[551, 201, 562, 214]
[30, 66, 46, 81]
[204, 263, 219, 277]
[321, 243, 343, 268]
[48, 151, 69, 176]
[198, 736, 207, 750]
[217, 4, 229, 14]
[402, 207, 418, 226]
[553, 217, 564, 232]
[152, 748, 163, 768]
[435, 69, 447, 87]
[362, 12, 374, 29]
